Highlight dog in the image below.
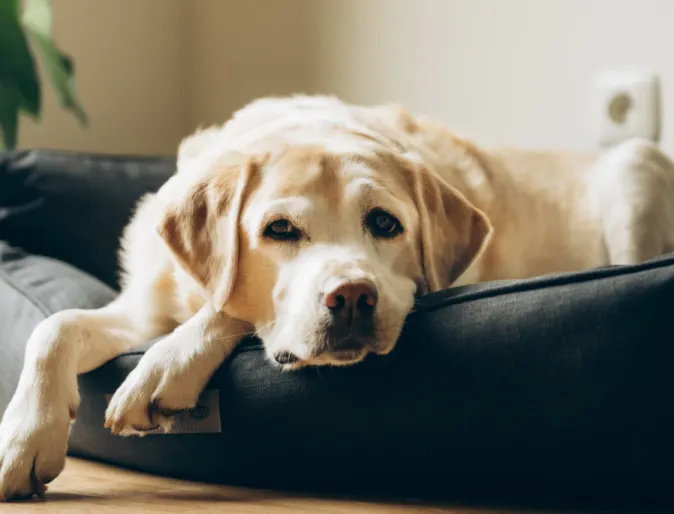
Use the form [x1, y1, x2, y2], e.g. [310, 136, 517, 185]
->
[2, 95, 674, 500]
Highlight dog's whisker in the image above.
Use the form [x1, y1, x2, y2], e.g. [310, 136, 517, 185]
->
[253, 321, 275, 338]
[209, 320, 276, 344]
[210, 331, 257, 342]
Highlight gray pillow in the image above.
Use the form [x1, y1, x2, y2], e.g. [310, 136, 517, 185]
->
[0, 242, 116, 410]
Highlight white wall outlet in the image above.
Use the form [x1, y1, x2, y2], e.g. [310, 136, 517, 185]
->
[591, 70, 661, 148]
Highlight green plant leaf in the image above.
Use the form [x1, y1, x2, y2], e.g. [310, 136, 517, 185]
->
[0, 0, 40, 116]
[22, 0, 87, 124]
[0, 0, 41, 148]
[0, 83, 20, 150]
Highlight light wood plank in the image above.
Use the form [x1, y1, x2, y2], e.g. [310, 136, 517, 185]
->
[0, 458, 597, 513]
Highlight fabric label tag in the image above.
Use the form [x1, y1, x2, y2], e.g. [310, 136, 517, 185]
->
[104, 389, 221, 435]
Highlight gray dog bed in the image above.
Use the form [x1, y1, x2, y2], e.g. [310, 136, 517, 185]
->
[1, 150, 673, 509]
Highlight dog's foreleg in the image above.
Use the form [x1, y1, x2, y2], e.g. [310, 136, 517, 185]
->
[104, 304, 250, 436]
[0, 297, 169, 501]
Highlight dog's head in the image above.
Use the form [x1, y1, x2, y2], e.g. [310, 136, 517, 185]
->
[158, 107, 492, 368]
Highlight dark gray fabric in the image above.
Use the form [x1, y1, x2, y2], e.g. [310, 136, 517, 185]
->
[1, 240, 673, 509]
[0, 150, 174, 289]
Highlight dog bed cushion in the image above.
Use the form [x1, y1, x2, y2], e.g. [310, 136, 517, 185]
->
[0, 149, 175, 290]
[1, 150, 673, 508]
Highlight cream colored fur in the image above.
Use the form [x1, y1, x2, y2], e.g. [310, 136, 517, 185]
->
[2, 95, 674, 500]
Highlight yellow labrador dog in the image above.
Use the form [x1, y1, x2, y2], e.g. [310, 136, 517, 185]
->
[2, 95, 674, 499]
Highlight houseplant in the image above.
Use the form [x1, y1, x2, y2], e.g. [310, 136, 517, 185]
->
[0, 0, 86, 149]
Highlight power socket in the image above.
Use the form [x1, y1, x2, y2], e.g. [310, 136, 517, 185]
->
[591, 71, 661, 148]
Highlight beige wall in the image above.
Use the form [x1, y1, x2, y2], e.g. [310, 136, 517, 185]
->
[188, 0, 315, 131]
[16, 0, 674, 156]
[18, 0, 190, 156]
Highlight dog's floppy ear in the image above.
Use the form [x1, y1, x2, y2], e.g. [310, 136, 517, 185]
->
[410, 162, 493, 293]
[157, 153, 258, 311]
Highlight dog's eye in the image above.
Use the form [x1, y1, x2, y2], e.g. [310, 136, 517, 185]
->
[365, 209, 403, 239]
[264, 219, 302, 241]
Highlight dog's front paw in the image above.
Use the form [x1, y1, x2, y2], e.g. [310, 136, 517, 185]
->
[104, 351, 204, 436]
[0, 400, 71, 501]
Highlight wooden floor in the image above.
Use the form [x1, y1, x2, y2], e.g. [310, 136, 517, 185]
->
[0, 458, 625, 513]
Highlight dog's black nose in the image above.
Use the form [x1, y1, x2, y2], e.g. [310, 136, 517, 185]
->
[324, 280, 378, 323]
[273, 351, 300, 365]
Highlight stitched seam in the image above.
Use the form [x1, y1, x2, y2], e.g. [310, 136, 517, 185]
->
[412, 256, 674, 315]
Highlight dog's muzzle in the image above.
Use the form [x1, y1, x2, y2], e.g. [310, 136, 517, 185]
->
[272, 278, 379, 365]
